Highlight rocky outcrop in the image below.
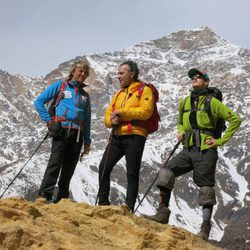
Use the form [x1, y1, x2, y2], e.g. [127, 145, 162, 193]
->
[0, 198, 221, 250]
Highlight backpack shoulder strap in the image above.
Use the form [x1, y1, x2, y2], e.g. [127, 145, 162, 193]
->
[204, 95, 216, 128]
[111, 83, 148, 112]
[182, 95, 208, 113]
[181, 96, 189, 113]
[131, 83, 145, 98]
[179, 96, 189, 124]
[55, 81, 67, 106]
[84, 90, 89, 110]
[79, 88, 89, 110]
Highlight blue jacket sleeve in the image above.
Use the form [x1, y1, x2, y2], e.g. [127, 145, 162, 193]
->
[83, 94, 91, 145]
[34, 80, 62, 123]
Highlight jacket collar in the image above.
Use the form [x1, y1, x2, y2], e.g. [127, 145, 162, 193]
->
[191, 88, 208, 99]
[68, 79, 87, 88]
[68, 80, 78, 87]
[121, 81, 142, 92]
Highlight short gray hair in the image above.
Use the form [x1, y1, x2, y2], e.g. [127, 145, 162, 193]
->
[120, 61, 139, 81]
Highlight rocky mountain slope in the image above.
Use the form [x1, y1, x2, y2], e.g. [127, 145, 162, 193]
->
[0, 27, 249, 249]
[0, 198, 221, 250]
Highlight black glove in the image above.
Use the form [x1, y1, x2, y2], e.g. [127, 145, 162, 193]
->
[47, 121, 62, 138]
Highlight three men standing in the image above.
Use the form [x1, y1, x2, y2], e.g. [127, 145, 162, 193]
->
[34, 61, 241, 240]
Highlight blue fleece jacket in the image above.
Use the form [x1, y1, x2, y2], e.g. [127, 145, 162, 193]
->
[34, 80, 91, 145]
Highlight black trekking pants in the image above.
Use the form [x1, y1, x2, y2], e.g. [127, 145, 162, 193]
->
[98, 134, 146, 211]
[39, 128, 83, 200]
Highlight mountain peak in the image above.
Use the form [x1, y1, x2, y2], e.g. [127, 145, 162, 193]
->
[151, 26, 221, 51]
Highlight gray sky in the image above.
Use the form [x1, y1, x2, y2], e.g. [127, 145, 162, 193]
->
[1, 0, 250, 77]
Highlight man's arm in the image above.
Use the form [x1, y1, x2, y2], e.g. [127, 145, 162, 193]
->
[210, 98, 241, 146]
[34, 80, 62, 123]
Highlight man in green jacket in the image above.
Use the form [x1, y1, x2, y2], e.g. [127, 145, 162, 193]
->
[145, 68, 241, 240]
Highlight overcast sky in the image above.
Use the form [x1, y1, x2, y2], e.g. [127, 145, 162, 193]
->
[1, 0, 249, 77]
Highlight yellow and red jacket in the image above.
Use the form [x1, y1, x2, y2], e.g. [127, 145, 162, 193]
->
[105, 81, 154, 138]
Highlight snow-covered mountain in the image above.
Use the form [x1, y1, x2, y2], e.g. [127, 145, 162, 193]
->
[0, 27, 249, 248]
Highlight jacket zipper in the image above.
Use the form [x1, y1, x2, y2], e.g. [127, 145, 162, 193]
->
[120, 88, 129, 108]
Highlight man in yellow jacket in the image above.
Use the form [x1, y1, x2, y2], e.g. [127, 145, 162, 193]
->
[98, 61, 154, 211]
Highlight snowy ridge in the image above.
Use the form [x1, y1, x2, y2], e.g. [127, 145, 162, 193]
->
[218, 149, 248, 205]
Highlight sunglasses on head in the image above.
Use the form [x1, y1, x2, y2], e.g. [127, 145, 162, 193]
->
[191, 74, 205, 80]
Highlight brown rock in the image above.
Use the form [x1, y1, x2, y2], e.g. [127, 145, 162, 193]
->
[0, 198, 222, 250]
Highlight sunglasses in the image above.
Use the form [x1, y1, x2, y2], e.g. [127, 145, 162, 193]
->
[191, 74, 206, 80]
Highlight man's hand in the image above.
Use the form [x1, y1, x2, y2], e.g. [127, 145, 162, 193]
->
[47, 121, 62, 138]
[83, 144, 91, 154]
[176, 132, 185, 142]
[110, 110, 120, 125]
[205, 137, 217, 147]
[80, 144, 91, 162]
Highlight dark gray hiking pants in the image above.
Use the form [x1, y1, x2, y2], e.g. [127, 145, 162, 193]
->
[169, 148, 218, 187]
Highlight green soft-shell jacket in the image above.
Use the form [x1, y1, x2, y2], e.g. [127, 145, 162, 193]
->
[178, 95, 241, 150]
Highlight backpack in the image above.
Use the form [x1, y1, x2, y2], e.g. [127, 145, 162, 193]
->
[47, 81, 67, 117]
[182, 87, 226, 139]
[47, 81, 89, 118]
[205, 87, 226, 138]
[113, 82, 160, 135]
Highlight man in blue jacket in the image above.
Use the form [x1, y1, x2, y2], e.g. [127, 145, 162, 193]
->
[34, 61, 91, 203]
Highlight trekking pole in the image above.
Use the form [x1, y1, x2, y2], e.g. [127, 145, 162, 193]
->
[95, 126, 116, 206]
[133, 140, 181, 213]
[0, 132, 49, 199]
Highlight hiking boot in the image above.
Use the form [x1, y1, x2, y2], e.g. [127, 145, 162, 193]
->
[38, 193, 53, 203]
[53, 196, 62, 203]
[53, 193, 69, 203]
[98, 199, 110, 206]
[197, 220, 211, 240]
[121, 204, 133, 213]
[143, 204, 171, 224]
[98, 201, 110, 206]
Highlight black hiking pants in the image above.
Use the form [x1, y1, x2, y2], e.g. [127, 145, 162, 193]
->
[39, 128, 83, 201]
[98, 134, 146, 211]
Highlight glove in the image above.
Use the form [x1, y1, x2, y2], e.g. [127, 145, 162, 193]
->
[80, 144, 91, 162]
[47, 121, 62, 138]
